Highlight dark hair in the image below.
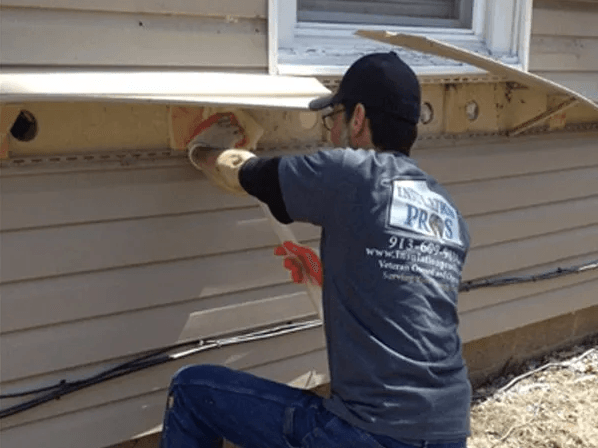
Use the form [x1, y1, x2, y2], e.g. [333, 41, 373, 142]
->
[344, 102, 418, 157]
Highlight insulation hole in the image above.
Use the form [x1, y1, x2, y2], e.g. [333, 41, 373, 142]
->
[10, 110, 38, 142]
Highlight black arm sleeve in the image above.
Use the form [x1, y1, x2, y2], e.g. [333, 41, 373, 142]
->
[239, 157, 293, 224]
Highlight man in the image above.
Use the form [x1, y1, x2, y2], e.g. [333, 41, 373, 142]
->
[161, 52, 471, 448]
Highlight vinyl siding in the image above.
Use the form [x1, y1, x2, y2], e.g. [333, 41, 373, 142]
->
[1, 131, 597, 448]
[530, 0, 598, 100]
[0, 1, 268, 70]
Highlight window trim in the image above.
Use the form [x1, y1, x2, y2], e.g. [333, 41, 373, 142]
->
[269, 0, 533, 78]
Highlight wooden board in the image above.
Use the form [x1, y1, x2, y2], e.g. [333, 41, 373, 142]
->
[2, 0, 267, 18]
[355, 31, 598, 113]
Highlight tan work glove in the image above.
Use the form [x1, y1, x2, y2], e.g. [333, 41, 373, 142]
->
[188, 146, 256, 195]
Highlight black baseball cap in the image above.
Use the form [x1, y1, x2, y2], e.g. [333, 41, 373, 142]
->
[309, 52, 421, 125]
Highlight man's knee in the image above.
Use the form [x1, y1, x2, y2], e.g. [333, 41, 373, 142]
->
[171, 364, 233, 387]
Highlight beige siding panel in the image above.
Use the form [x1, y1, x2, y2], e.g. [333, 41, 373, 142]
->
[459, 252, 598, 313]
[467, 195, 598, 248]
[0, 7, 267, 68]
[4, 185, 594, 331]
[416, 133, 598, 185]
[532, 6, 598, 38]
[1, 392, 167, 448]
[531, 71, 598, 101]
[0, 245, 323, 334]
[2, 0, 267, 18]
[446, 165, 598, 217]
[0, 134, 598, 230]
[463, 224, 598, 281]
[529, 36, 598, 71]
[0, 208, 320, 283]
[1, 290, 320, 382]
[1, 327, 326, 433]
[1, 349, 327, 448]
[0, 167, 253, 231]
[1, 134, 596, 231]
[460, 277, 598, 343]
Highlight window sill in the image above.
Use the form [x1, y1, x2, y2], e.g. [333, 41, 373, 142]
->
[277, 26, 522, 78]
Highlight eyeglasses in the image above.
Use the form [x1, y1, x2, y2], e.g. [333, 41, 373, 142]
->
[322, 108, 344, 131]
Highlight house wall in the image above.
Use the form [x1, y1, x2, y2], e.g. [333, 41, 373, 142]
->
[2, 128, 597, 448]
[1, 1, 598, 448]
[530, 0, 598, 100]
[0, 0, 268, 70]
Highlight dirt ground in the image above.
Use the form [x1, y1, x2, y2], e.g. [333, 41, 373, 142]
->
[468, 335, 598, 448]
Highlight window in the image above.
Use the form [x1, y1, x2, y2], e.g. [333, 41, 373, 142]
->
[298, 0, 474, 28]
[269, 0, 533, 77]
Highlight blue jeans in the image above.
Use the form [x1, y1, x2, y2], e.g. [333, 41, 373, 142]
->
[160, 365, 467, 448]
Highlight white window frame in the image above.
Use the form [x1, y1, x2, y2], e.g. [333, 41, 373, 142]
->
[269, 0, 533, 77]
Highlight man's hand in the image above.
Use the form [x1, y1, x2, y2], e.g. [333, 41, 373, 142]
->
[189, 147, 256, 195]
[274, 241, 323, 287]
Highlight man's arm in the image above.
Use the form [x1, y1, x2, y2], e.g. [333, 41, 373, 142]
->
[239, 157, 293, 224]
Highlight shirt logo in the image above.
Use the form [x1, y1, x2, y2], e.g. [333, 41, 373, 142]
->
[388, 180, 463, 247]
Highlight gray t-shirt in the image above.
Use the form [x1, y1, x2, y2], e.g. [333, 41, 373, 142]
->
[278, 148, 471, 442]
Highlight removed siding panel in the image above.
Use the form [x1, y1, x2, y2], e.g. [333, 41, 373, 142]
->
[0, 7, 267, 68]
[2, 0, 267, 18]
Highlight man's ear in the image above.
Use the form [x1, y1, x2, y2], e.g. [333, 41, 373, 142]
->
[349, 103, 368, 139]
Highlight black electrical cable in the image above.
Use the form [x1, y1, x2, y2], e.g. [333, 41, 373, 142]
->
[459, 258, 597, 292]
[0, 320, 321, 419]
[1, 258, 596, 419]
